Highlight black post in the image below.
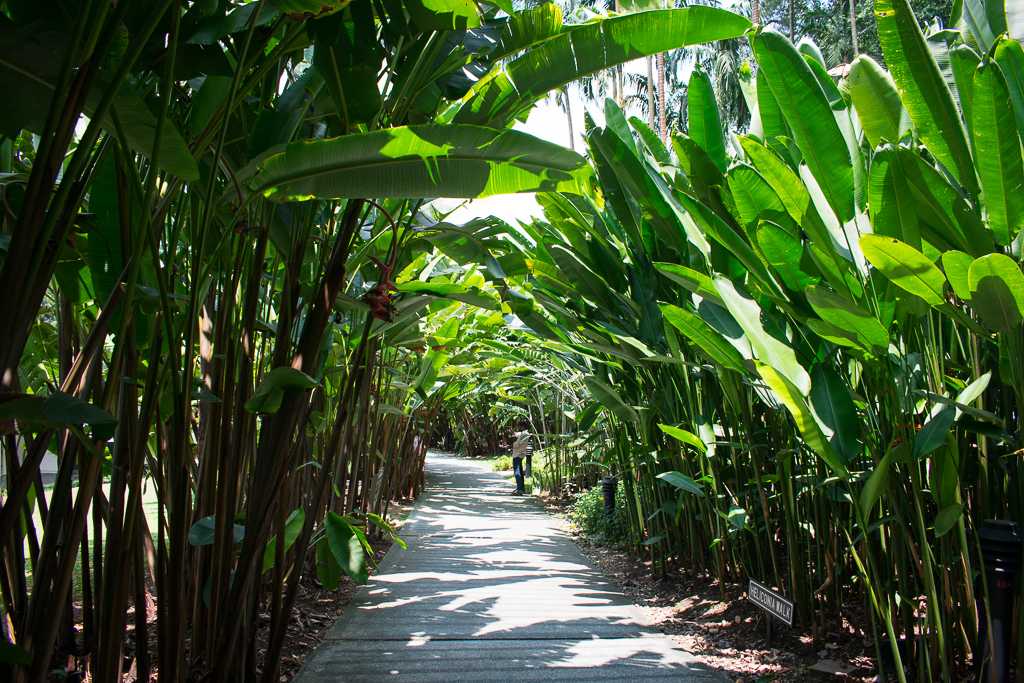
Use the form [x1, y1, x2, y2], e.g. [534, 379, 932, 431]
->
[602, 476, 616, 532]
[525, 442, 533, 478]
[978, 519, 1022, 683]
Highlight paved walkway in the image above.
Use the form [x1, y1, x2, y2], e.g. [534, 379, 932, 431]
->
[293, 453, 726, 682]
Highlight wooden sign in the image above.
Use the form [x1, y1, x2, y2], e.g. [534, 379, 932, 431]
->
[748, 579, 794, 627]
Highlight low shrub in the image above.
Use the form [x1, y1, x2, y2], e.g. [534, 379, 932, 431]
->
[490, 454, 513, 471]
[566, 480, 631, 545]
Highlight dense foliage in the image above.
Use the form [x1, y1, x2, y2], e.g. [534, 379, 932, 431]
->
[0, 0, 748, 681]
[506, 0, 1024, 680]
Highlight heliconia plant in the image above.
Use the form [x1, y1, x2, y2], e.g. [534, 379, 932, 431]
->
[512, 0, 1024, 679]
[0, 0, 752, 680]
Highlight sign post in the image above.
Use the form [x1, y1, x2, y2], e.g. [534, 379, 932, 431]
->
[748, 579, 794, 646]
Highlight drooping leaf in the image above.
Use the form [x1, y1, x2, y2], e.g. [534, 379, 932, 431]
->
[942, 250, 974, 302]
[413, 347, 450, 398]
[454, 7, 751, 127]
[244, 367, 319, 414]
[315, 537, 343, 590]
[805, 285, 889, 356]
[584, 376, 639, 424]
[397, 281, 500, 310]
[188, 515, 245, 546]
[913, 405, 956, 459]
[262, 509, 306, 573]
[756, 361, 848, 476]
[654, 263, 723, 305]
[808, 364, 863, 463]
[860, 446, 896, 512]
[660, 304, 747, 373]
[715, 277, 810, 395]
[657, 424, 708, 454]
[656, 471, 705, 497]
[252, 125, 595, 201]
[934, 502, 964, 537]
[323, 511, 368, 584]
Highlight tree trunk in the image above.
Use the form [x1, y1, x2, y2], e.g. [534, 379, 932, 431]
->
[657, 52, 666, 140]
[563, 90, 575, 151]
[789, 0, 795, 40]
[647, 56, 656, 130]
[851, 0, 858, 57]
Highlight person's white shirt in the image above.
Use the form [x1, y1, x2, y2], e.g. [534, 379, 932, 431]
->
[512, 431, 530, 457]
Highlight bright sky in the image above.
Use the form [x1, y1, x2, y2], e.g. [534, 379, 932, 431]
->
[445, 94, 602, 226]
[446, 56, 686, 227]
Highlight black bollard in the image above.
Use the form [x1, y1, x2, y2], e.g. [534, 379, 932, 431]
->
[978, 519, 1023, 683]
[602, 476, 616, 532]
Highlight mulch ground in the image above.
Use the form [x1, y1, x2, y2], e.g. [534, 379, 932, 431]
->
[242, 493, 892, 683]
[534, 491, 883, 683]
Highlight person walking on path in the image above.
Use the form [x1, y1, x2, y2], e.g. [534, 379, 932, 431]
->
[511, 428, 530, 495]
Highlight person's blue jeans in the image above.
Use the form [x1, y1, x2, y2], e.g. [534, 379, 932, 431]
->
[512, 456, 525, 492]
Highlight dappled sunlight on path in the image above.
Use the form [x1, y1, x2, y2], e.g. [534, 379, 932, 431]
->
[292, 453, 726, 682]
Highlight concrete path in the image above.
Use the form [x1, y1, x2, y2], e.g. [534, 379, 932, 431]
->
[292, 453, 727, 682]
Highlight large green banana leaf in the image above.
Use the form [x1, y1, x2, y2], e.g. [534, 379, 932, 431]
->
[968, 253, 1024, 332]
[729, 165, 799, 237]
[994, 39, 1024, 145]
[876, 0, 977, 197]
[739, 138, 834, 251]
[756, 361, 847, 476]
[453, 7, 751, 127]
[755, 221, 820, 292]
[0, 23, 198, 180]
[897, 147, 994, 256]
[715, 276, 810, 395]
[972, 56, 1024, 246]
[860, 234, 947, 306]
[660, 304, 747, 373]
[487, 3, 567, 63]
[688, 67, 727, 172]
[848, 55, 909, 148]
[750, 27, 854, 223]
[252, 125, 595, 200]
[869, 145, 921, 249]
